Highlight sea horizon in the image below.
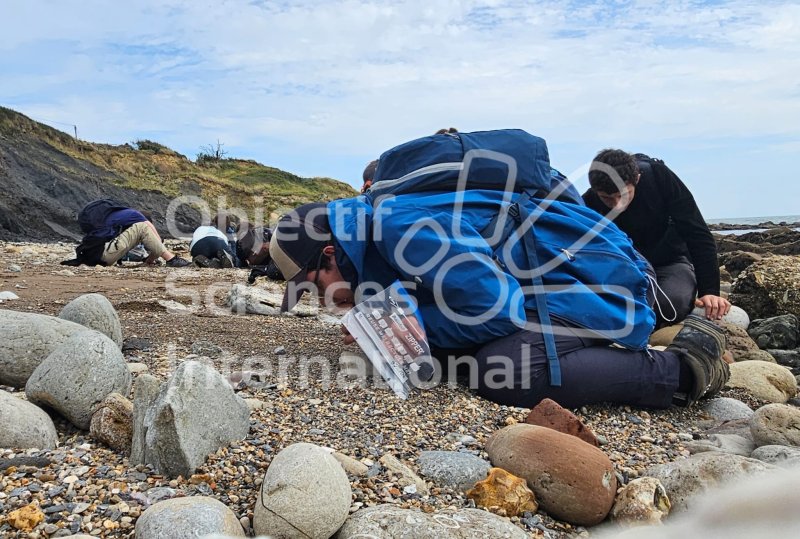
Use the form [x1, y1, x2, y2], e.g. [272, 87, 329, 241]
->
[706, 214, 800, 226]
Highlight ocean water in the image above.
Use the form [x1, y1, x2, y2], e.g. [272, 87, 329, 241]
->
[706, 215, 800, 226]
[706, 215, 800, 235]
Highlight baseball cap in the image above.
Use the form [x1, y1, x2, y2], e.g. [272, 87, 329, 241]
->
[268, 202, 332, 312]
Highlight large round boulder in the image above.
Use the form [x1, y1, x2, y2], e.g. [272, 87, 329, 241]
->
[58, 293, 123, 348]
[750, 403, 800, 447]
[25, 330, 131, 429]
[726, 361, 797, 403]
[254, 442, 351, 538]
[486, 423, 616, 526]
[0, 309, 89, 388]
[0, 390, 58, 449]
[134, 496, 244, 538]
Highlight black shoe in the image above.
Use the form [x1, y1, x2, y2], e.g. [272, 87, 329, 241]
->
[247, 261, 284, 284]
[193, 255, 213, 268]
[217, 249, 234, 268]
[166, 256, 191, 268]
[668, 315, 729, 405]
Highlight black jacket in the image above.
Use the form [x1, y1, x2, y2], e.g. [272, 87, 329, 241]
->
[583, 156, 720, 297]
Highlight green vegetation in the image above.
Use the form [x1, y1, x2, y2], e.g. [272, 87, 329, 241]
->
[0, 106, 356, 219]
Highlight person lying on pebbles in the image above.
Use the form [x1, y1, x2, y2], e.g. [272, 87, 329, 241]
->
[266, 192, 731, 410]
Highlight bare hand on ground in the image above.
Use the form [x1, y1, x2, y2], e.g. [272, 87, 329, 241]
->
[341, 325, 355, 345]
[695, 294, 731, 320]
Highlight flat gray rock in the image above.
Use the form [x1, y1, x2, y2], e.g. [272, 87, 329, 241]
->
[645, 452, 776, 513]
[227, 283, 318, 317]
[134, 496, 244, 538]
[138, 362, 250, 478]
[417, 451, 491, 491]
[750, 445, 800, 468]
[0, 309, 90, 387]
[58, 293, 123, 348]
[700, 397, 754, 421]
[0, 389, 58, 449]
[130, 374, 161, 466]
[335, 505, 530, 539]
[685, 434, 755, 456]
[254, 442, 351, 539]
[25, 330, 131, 429]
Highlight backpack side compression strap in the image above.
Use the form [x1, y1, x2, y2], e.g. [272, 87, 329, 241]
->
[479, 192, 562, 387]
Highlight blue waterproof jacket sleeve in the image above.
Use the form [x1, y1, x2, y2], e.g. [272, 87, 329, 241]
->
[371, 196, 527, 348]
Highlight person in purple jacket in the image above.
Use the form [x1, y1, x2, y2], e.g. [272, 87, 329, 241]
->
[99, 208, 190, 267]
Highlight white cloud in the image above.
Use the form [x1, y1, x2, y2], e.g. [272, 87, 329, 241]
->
[1, 0, 798, 216]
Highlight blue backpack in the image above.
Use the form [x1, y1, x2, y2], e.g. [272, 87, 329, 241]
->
[370, 129, 583, 204]
[367, 129, 655, 386]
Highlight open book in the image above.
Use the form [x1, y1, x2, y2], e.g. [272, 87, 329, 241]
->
[341, 281, 435, 399]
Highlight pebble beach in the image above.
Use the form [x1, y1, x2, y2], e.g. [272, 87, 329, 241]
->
[0, 240, 795, 538]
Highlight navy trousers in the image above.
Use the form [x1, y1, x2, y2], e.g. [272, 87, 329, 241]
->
[648, 256, 697, 328]
[435, 313, 681, 409]
[191, 237, 233, 259]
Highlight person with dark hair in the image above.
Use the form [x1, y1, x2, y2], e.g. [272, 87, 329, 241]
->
[359, 129, 461, 194]
[434, 127, 459, 135]
[189, 213, 236, 268]
[360, 160, 379, 194]
[267, 196, 729, 410]
[583, 149, 730, 326]
[235, 220, 273, 267]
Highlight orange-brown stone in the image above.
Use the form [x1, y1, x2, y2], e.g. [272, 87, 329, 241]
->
[524, 398, 599, 446]
[466, 467, 538, 516]
[486, 423, 617, 526]
[7, 503, 45, 531]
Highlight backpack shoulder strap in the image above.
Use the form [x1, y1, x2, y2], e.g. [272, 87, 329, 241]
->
[478, 192, 562, 386]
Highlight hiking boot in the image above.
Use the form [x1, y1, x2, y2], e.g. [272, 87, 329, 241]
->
[668, 315, 729, 405]
[193, 255, 213, 268]
[217, 249, 234, 269]
[166, 256, 191, 268]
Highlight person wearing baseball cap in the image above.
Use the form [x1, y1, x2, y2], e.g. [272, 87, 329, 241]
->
[268, 202, 356, 313]
[267, 130, 729, 412]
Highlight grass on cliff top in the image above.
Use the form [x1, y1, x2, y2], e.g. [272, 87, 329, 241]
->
[0, 106, 356, 217]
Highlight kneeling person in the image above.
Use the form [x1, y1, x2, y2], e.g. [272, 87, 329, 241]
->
[583, 149, 730, 325]
[66, 200, 189, 267]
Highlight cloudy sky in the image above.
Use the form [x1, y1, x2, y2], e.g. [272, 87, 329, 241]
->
[2, 0, 798, 219]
